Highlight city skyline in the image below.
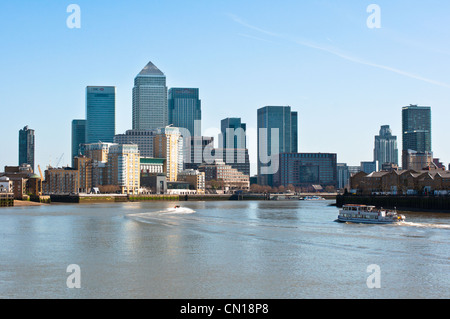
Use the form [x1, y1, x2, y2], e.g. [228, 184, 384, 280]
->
[1, 1, 449, 174]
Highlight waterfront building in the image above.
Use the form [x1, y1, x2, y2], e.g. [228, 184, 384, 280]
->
[132, 61, 168, 130]
[18, 125, 35, 172]
[0, 176, 13, 193]
[73, 156, 92, 194]
[168, 88, 201, 137]
[177, 169, 206, 194]
[374, 125, 398, 168]
[199, 160, 250, 191]
[86, 86, 116, 144]
[107, 144, 140, 194]
[273, 153, 337, 190]
[114, 129, 158, 158]
[350, 169, 450, 196]
[71, 119, 86, 166]
[153, 127, 184, 182]
[43, 167, 79, 194]
[257, 106, 298, 186]
[402, 104, 432, 169]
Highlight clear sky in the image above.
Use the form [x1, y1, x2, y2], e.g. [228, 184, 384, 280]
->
[1, 1, 449, 175]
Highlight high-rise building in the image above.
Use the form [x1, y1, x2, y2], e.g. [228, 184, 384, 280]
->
[18, 125, 35, 172]
[337, 163, 350, 190]
[218, 117, 250, 176]
[86, 86, 116, 144]
[132, 61, 168, 130]
[168, 88, 201, 137]
[220, 118, 246, 149]
[107, 144, 140, 194]
[402, 105, 431, 169]
[273, 153, 337, 190]
[153, 127, 184, 182]
[374, 125, 398, 168]
[257, 106, 298, 186]
[114, 129, 158, 158]
[71, 119, 86, 166]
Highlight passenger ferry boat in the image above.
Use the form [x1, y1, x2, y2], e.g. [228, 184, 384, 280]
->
[337, 204, 406, 224]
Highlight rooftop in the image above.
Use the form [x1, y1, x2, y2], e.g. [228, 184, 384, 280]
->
[137, 61, 165, 77]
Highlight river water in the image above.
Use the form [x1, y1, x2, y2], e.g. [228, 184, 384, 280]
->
[0, 200, 448, 299]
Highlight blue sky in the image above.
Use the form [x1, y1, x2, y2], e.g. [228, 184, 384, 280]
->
[1, 1, 449, 175]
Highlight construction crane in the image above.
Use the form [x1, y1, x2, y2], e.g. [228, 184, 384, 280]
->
[56, 153, 64, 167]
[37, 165, 44, 180]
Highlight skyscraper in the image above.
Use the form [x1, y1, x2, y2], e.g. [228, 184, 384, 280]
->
[220, 117, 246, 149]
[218, 117, 250, 176]
[257, 106, 298, 186]
[71, 119, 86, 166]
[18, 125, 35, 171]
[374, 125, 398, 168]
[86, 86, 116, 144]
[132, 61, 168, 130]
[402, 105, 432, 169]
[168, 88, 201, 136]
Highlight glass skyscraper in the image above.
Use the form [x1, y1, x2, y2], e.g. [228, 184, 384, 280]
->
[168, 88, 201, 137]
[132, 62, 168, 130]
[18, 125, 35, 171]
[220, 117, 246, 149]
[86, 86, 116, 144]
[257, 106, 298, 186]
[402, 105, 431, 168]
[71, 119, 86, 166]
[374, 125, 398, 167]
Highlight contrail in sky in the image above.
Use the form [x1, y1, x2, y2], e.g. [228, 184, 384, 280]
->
[228, 13, 450, 89]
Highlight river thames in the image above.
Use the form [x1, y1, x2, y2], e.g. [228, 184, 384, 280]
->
[0, 200, 448, 299]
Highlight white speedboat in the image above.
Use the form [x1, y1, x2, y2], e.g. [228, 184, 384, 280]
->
[337, 204, 405, 224]
[300, 196, 325, 201]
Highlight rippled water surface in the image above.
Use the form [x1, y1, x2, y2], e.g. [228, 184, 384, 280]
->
[0, 200, 448, 298]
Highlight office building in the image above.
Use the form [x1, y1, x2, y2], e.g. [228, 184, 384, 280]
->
[374, 125, 398, 168]
[168, 88, 201, 137]
[71, 119, 86, 166]
[86, 86, 116, 144]
[18, 126, 35, 172]
[114, 129, 158, 158]
[257, 106, 298, 186]
[132, 61, 168, 130]
[199, 160, 250, 191]
[337, 163, 350, 190]
[402, 105, 431, 169]
[153, 127, 184, 182]
[361, 161, 378, 174]
[220, 117, 246, 149]
[184, 136, 214, 170]
[107, 144, 140, 194]
[274, 153, 337, 190]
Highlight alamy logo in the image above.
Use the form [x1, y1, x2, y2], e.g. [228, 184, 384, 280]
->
[366, 4, 381, 29]
[366, 264, 381, 289]
[66, 264, 81, 289]
[66, 4, 81, 29]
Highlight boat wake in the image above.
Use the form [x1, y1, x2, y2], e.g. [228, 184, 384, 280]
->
[126, 206, 196, 224]
[399, 221, 450, 230]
